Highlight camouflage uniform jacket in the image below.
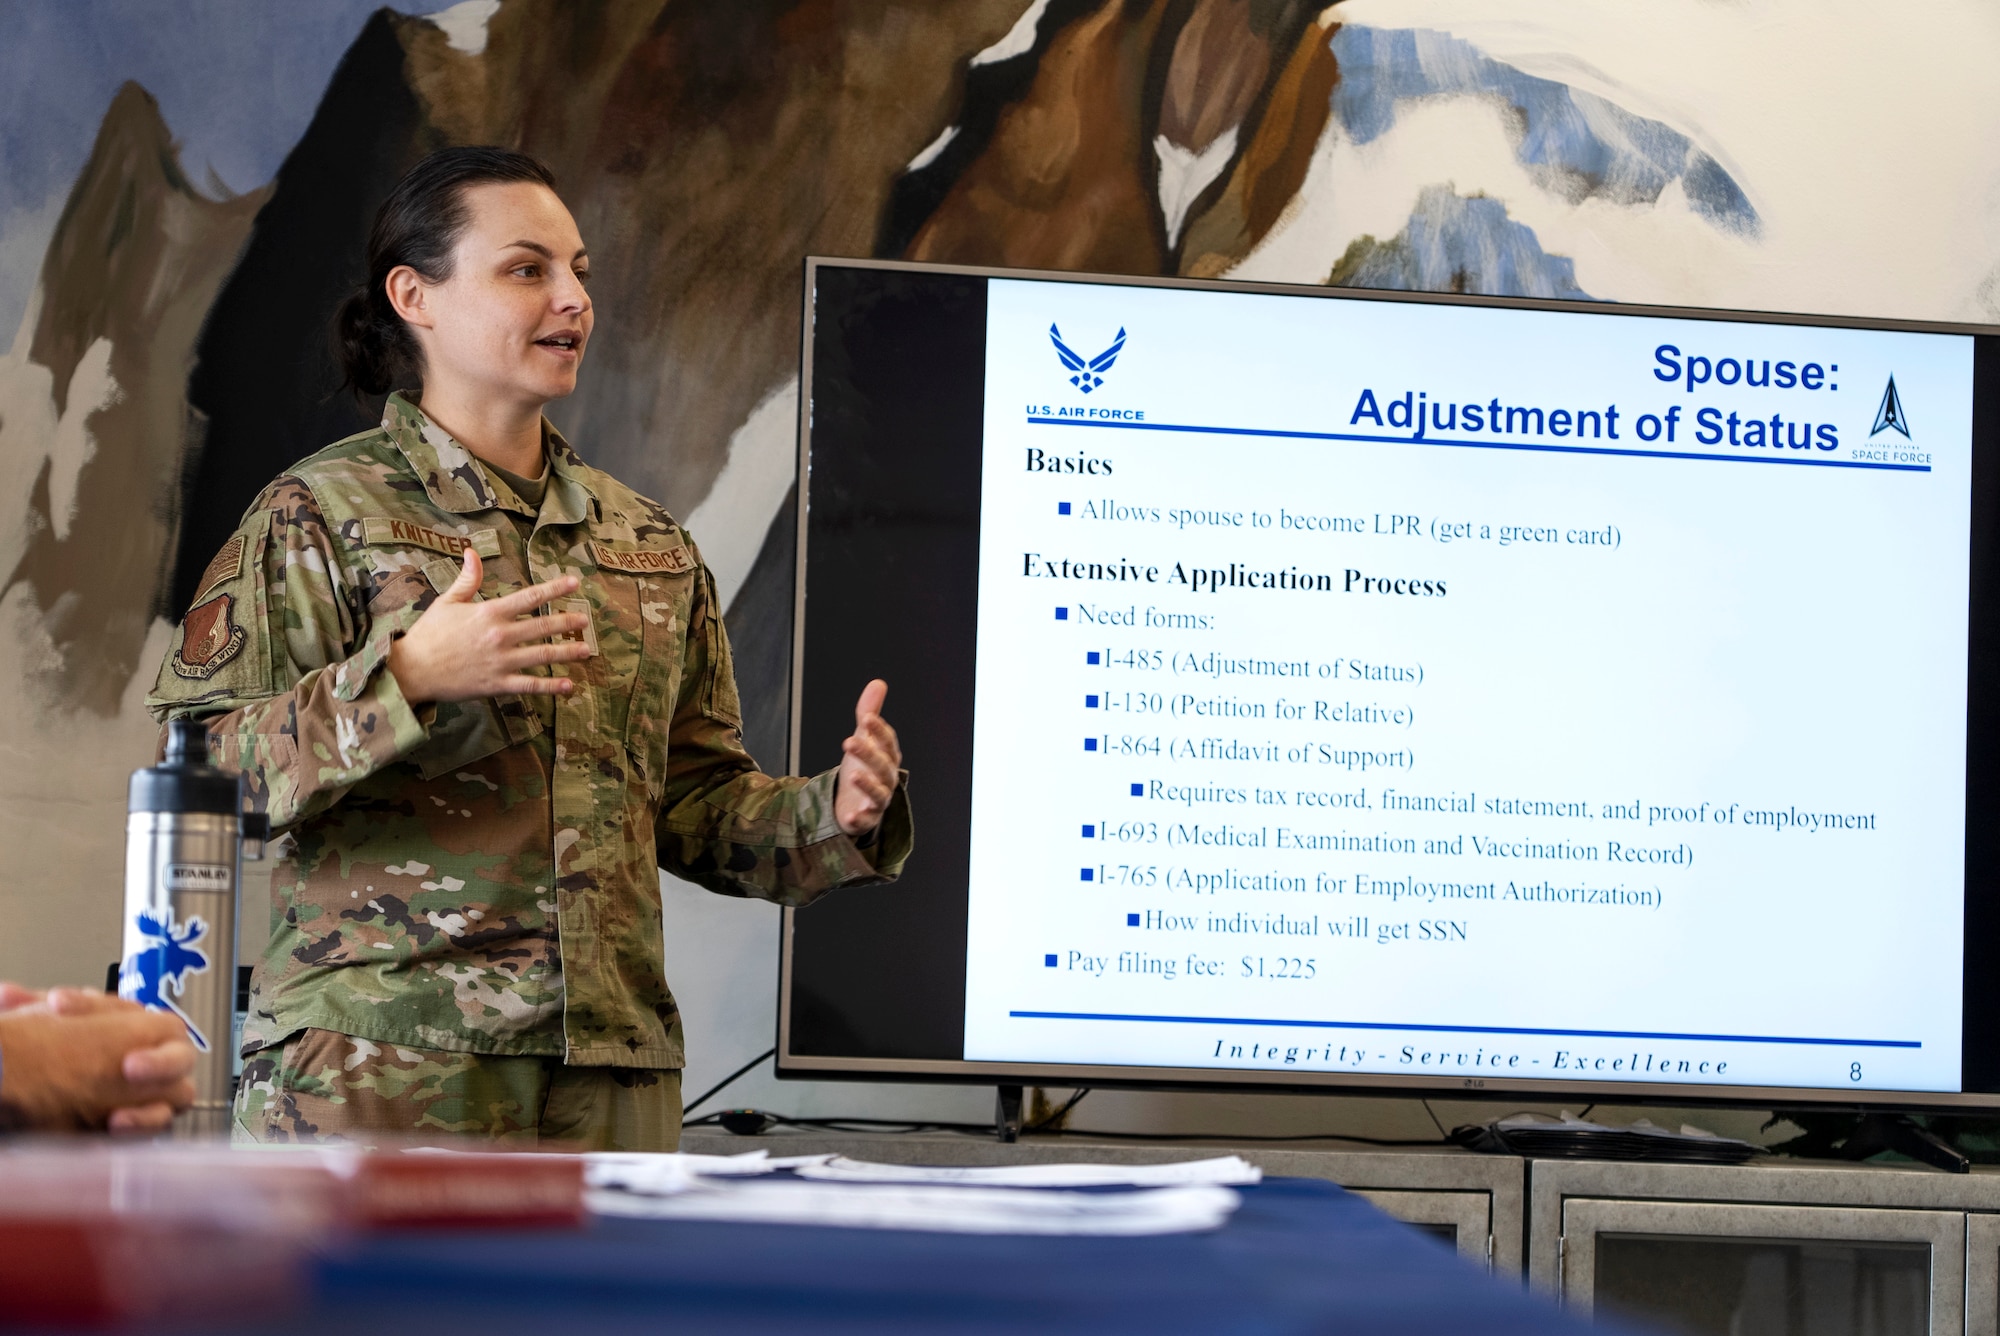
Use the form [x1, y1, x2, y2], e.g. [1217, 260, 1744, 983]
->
[146, 393, 912, 1068]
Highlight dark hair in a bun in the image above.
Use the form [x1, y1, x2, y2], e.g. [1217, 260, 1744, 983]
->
[335, 146, 560, 399]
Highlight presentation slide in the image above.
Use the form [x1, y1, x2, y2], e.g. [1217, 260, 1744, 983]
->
[960, 277, 1974, 1093]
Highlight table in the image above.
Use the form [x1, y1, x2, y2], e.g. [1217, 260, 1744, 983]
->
[275, 1178, 1625, 1334]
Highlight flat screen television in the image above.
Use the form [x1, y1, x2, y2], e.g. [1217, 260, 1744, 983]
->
[777, 257, 2000, 1110]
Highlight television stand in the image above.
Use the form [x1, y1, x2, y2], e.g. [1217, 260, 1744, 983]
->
[1837, 1112, 1970, 1174]
[995, 1084, 1023, 1143]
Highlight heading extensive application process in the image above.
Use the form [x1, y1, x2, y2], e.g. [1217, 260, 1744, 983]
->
[960, 276, 1974, 1094]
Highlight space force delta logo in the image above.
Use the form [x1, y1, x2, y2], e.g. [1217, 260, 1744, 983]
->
[1871, 375, 1910, 440]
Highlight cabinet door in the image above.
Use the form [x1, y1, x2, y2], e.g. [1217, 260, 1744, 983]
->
[1967, 1213, 2000, 1335]
[1560, 1199, 1962, 1336]
[1350, 1189, 1490, 1269]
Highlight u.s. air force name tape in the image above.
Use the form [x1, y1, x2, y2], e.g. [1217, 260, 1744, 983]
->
[591, 542, 695, 575]
[362, 517, 502, 559]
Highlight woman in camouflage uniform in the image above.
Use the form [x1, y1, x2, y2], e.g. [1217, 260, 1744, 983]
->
[147, 148, 910, 1151]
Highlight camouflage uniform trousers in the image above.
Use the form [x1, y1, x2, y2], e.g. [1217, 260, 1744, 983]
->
[233, 1029, 682, 1151]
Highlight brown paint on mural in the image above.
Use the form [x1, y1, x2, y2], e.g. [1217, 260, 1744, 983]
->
[8, 84, 265, 713]
[1160, 0, 1276, 153]
[905, 0, 1175, 276]
[1180, 15, 1340, 278]
[361, 0, 1033, 521]
[20, 1, 1348, 721]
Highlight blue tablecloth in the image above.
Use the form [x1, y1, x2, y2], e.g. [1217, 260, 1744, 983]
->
[285, 1177, 1624, 1335]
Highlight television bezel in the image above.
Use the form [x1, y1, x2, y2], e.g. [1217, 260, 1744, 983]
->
[776, 255, 2000, 1112]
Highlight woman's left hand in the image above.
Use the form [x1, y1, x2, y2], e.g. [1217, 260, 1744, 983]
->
[835, 679, 901, 837]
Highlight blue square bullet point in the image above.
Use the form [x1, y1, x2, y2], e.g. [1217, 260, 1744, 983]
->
[1127, 913, 1140, 926]
[1058, 501, 1072, 515]
[1084, 737, 1098, 751]
[1045, 953, 1058, 967]
[1082, 824, 1095, 838]
[1085, 694, 1099, 708]
[1130, 782, 1144, 796]
[1055, 606, 1068, 621]
[1080, 868, 1094, 882]
[1087, 651, 1101, 664]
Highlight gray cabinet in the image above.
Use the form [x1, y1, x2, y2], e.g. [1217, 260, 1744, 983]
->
[682, 1126, 2000, 1331]
[1532, 1159, 2000, 1336]
[1967, 1214, 2000, 1336]
[1562, 1198, 1956, 1334]
[1352, 1187, 1492, 1267]
[680, 1129, 1523, 1272]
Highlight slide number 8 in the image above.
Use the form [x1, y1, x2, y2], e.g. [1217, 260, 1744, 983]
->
[1850, 1063, 1863, 1082]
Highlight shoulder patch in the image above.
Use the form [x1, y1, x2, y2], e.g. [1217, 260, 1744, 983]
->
[192, 534, 246, 603]
[361, 517, 501, 560]
[171, 593, 247, 680]
[591, 541, 694, 575]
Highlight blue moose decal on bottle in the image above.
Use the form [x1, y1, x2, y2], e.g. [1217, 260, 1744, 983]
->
[119, 905, 212, 1052]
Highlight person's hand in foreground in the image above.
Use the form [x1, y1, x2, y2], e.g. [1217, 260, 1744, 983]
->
[0, 986, 199, 1132]
[0, 981, 43, 1013]
[835, 679, 902, 837]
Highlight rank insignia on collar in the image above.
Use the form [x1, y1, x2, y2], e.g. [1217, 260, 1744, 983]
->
[171, 593, 247, 680]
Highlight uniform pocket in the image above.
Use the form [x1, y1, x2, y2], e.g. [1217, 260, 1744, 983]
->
[605, 571, 691, 798]
[700, 605, 742, 730]
[413, 699, 513, 779]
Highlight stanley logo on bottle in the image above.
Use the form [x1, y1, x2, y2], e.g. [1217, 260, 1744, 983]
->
[166, 863, 232, 892]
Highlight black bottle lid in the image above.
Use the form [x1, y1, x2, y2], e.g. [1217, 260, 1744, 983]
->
[129, 718, 242, 816]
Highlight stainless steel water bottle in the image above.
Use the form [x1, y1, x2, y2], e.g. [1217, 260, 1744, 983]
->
[118, 718, 253, 1137]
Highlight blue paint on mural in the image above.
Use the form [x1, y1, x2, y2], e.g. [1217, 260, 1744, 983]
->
[0, 0, 391, 334]
[1332, 184, 1593, 301]
[1329, 25, 1759, 237]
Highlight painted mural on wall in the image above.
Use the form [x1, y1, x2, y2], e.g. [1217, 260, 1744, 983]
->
[1, 0, 1997, 985]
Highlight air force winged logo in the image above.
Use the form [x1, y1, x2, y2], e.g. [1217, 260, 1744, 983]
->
[1050, 323, 1126, 394]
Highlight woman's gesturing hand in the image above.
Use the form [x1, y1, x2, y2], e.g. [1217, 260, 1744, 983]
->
[835, 679, 902, 837]
[386, 550, 595, 705]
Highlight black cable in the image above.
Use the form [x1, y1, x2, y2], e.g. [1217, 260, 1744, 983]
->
[1419, 1100, 1448, 1139]
[1575, 1104, 1596, 1121]
[682, 1046, 776, 1118]
[686, 1111, 997, 1135]
[1047, 1127, 1451, 1145]
[1026, 1088, 1092, 1133]
[687, 1108, 1450, 1147]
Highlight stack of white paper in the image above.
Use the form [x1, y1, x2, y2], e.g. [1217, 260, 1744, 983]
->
[583, 1150, 833, 1196]
[587, 1179, 1242, 1235]
[792, 1155, 1262, 1187]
